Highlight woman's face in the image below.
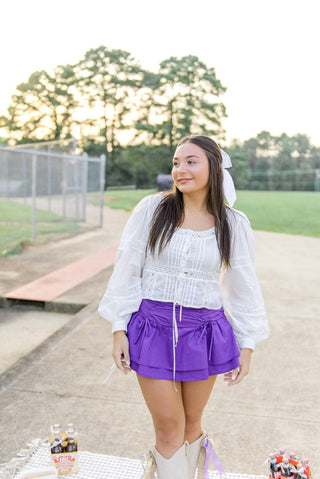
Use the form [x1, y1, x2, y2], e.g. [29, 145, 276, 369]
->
[172, 142, 210, 195]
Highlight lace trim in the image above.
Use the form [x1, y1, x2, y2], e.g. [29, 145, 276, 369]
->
[176, 227, 215, 237]
[144, 264, 215, 280]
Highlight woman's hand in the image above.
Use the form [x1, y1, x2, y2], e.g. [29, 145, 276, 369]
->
[224, 348, 253, 386]
[112, 330, 131, 375]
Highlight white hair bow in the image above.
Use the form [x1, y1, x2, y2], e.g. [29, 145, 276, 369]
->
[220, 149, 237, 207]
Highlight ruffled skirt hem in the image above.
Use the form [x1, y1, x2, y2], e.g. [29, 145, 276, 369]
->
[130, 358, 240, 381]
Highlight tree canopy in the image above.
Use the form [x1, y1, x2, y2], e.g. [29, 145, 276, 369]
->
[1, 47, 319, 190]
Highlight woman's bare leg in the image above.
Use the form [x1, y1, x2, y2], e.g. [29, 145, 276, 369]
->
[137, 375, 185, 458]
[181, 376, 217, 443]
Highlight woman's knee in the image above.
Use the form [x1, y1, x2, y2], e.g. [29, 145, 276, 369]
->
[185, 413, 201, 427]
[154, 414, 185, 443]
[184, 411, 203, 442]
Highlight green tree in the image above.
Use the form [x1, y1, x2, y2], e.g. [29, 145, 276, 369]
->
[0, 66, 77, 144]
[136, 55, 227, 153]
[74, 46, 143, 179]
[310, 146, 320, 169]
[274, 133, 297, 170]
[292, 134, 311, 168]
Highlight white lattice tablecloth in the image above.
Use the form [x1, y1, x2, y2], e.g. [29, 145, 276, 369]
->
[1, 442, 268, 479]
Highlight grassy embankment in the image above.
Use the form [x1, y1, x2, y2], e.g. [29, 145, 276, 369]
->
[0, 200, 80, 257]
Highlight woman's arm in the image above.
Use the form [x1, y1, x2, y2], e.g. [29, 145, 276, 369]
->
[98, 194, 161, 332]
[220, 210, 269, 351]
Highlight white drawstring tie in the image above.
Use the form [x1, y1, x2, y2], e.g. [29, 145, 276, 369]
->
[172, 301, 183, 392]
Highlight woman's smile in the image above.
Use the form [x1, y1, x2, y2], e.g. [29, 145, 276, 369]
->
[178, 178, 193, 183]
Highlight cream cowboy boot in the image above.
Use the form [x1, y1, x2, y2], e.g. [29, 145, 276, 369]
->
[188, 431, 225, 479]
[188, 432, 205, 479]
[152, 442, 189, 479]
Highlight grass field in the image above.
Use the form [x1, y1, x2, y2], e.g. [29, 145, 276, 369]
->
[104, 189, 320, 238]
[1, 190, 318, 257]
[0, 200, 80, 257]
[103, 189, 155, 211]
[235, 190, 319, 237]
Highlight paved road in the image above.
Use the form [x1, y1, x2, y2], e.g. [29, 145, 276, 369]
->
[0, 206, 319, 477]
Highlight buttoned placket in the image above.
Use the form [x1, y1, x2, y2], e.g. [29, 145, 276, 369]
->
[171, 232, 194, 390]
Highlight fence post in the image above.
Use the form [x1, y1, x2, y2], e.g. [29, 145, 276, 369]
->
[22, 153, 27, 204]
[75, 157, 79, 221]
[48, 151, 52, 212]
[4, 150, 9, 198]
[32, 154, 37, 241]
[62, 154, 67, 221]
[315, 170, 320, 192]
[82, 153, 88, 222]
[100, 154, 106, 227]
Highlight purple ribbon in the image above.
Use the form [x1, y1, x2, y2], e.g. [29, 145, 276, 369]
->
[202, 438, 225, 477]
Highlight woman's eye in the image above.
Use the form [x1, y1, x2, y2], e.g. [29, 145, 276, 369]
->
[188, 160, 196, 165]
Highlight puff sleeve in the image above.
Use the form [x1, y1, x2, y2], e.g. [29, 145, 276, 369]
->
[98, 194, 161, 333]
[220, 210, 270, 350]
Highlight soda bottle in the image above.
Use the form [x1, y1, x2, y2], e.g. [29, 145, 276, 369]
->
[65, 435, 77, 452]
[53, 424, 60, 433]
[301, 458, 310, 477]
[65, 425, 77, 452]
[269, 453, 281, 479]
[296, 469, 306, 479]
[295, 463, 305, 479]
[289, 452, 298, 468]
[50, 424, 63, 454]
[281, 458, 294, 478]
[51, 434, 63, 454]
[276, 449, 286, 464]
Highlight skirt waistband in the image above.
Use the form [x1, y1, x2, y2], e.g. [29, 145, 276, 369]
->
[139, 299, 225, 327]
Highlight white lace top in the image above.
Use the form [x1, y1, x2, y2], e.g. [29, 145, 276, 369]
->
[98, 193, 269, 350]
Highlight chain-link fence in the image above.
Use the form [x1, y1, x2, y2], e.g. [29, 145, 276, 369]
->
[0, 147, 105, 252]
[247, 169, 320, 191]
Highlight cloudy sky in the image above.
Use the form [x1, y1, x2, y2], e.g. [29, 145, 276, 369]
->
[1, 0, 319, 145]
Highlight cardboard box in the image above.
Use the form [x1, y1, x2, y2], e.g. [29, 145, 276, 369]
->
[51, 452, 78, 475]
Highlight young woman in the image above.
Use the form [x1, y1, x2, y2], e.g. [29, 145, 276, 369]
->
[99, 135, 269, 478]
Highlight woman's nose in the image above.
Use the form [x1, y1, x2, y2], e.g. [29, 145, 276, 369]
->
[178, 162, 187, 173]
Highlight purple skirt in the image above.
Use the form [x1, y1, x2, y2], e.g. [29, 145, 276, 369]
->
[127, 299, 240, 382]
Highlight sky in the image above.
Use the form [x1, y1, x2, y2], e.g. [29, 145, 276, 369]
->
[1, 0, 320, 146]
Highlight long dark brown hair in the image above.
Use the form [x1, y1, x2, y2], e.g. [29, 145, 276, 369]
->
[148, 135, 232, 268]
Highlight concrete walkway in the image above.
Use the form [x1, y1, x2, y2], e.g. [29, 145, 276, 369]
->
[0, 206, 319, 477]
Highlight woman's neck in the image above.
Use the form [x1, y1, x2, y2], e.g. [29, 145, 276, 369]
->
[182, 192, 208, 213]
[180, 192, 215, 230]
